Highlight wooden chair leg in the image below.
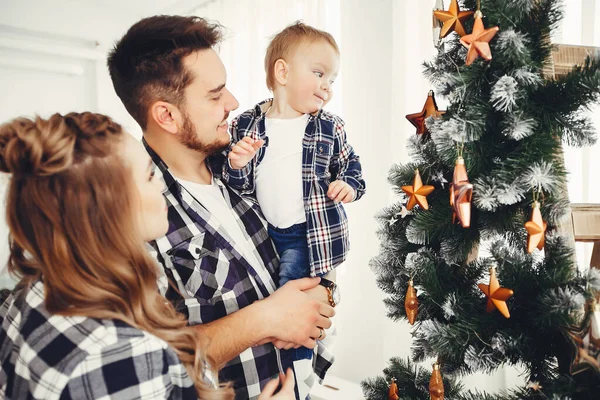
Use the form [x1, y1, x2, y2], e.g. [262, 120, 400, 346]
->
[591, 241, 600, 269]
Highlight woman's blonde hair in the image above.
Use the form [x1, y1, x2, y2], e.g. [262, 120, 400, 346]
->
[0, 112, 233, 399]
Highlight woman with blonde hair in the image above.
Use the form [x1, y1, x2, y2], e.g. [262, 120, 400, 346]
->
[0, 112, 293, 399]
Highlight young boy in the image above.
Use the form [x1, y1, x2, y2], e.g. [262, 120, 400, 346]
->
[222, 22, 366, 360]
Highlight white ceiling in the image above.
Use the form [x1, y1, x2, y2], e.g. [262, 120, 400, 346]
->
[0, 0, 215, 47]
[82, 0, 179, 16]
[80, 0, 210, 17]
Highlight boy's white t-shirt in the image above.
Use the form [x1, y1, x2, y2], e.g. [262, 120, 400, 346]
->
[177, 176, 264, 273]
[255, 114, 308, 229]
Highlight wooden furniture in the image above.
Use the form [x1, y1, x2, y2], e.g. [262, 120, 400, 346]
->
[543, 44, 600, 79]
[569, 204, 600, 269]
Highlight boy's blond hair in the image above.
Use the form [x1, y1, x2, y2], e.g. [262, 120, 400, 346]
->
[264, 21, 339, 91]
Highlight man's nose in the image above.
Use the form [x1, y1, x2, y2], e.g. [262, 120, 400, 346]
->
[225, 88, 239, 111]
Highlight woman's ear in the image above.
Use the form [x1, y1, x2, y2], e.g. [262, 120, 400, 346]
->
[274, 59, 289, 86]
[149, 102, 180, 135]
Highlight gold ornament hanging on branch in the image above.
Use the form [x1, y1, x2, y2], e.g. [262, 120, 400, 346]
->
[429, 362, 444, 400]
[388, 377, 399, 400]
[450, 156, 473, 228]
[405, 279, 419, 325]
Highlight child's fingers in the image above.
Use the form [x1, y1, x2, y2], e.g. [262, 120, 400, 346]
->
[228, 152, 239, 160]
[341, 189, 355, 203]
[231, 148, 253, 160]
[326, 181, 337, 197]
[334, 186, 351, 202]
[252, 139, 265, 151]
[240, 136, 255, 145]
[233, 140, 255, 153]
[337, 187, 354, 203]
[230, 145, 243, 154]
[327, 181, 344, 199]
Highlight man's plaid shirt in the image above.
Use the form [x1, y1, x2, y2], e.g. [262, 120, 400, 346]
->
[143, 141, 334, 399]
[223, 99, 366, 277]
[0, 280, 200, 399]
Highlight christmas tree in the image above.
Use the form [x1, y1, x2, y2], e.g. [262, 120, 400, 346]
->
[363, 0, 600, 398]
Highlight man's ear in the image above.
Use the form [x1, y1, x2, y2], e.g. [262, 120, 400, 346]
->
[274, 59, 289, 86]
[149, 101, 181, 135]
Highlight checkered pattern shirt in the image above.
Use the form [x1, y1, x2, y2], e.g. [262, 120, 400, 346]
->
[143, 141, 334, 399]
[223, 99, 366, 276]
[0, 280, 201, 399]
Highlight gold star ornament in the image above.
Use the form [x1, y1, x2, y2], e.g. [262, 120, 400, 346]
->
[433, 0, 474, 38]
[402, 169, 435, 210]
[405, 91, 445, 136]
[478, 266, 514, 319]
[525, 201, 547, 253]
[459, 11, 499, 66]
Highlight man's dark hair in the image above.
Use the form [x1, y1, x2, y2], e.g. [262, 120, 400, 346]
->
[107, 15, 223, 130]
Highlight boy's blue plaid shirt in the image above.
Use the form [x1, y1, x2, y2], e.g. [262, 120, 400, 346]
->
[223, 99, 366, 277]
[143, 139, 334, 399]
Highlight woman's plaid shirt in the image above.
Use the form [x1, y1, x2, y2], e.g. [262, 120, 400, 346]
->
[0, 280, 200, 399]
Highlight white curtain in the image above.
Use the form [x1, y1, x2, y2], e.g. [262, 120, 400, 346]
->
[193, 0, 342, 115]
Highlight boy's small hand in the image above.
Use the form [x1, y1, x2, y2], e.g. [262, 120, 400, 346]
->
[327, 180, 355, 203]
[228, 137, 264, 169]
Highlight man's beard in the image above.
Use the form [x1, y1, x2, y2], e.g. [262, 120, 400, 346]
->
[179, 112, 229, 155]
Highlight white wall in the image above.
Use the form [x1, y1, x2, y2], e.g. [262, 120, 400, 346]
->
[329, 0, 395, 383]
[0, 0, 146, 283]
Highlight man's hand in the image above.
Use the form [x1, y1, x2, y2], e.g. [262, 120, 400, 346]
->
[228, 137, 264, 169]
[327, 180, 355, 203]
[303, 283, 329, 305]
[252, 338, 302, 349]
[259, 277, 334, 348]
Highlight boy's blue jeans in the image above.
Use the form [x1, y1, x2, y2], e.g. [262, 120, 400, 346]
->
[268, 222, 314, 361]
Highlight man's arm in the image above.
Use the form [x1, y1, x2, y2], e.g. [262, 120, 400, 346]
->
[195, 277, 334, 369]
